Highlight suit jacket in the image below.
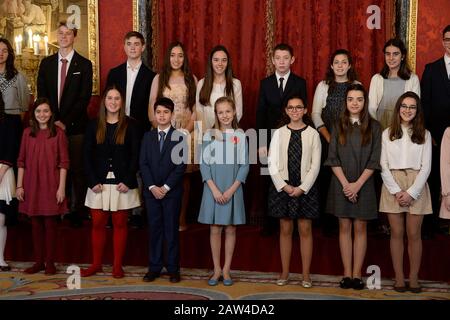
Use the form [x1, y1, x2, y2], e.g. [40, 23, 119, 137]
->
[37, 51, 93, 136]
[106, 62, 156, 134]
[421, 57, 450, 144]
[139, 127, 187, 199]
[256, 72, 307, 145]
[83, 117, 140, 189]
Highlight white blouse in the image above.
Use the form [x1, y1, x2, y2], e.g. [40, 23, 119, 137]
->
[380, 126, 432, 199]
[195, 78, 243, 132]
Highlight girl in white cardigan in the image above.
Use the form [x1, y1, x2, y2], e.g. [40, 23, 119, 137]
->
[268, 96, 321, 288]
[368, 39, 420, 129]
[380, 92, 432, 293]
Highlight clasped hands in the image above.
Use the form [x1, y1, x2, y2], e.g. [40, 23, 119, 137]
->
[212, 188, 235, 205]
[92, 183, 130, 194]
[342, 182, 361, 203]
[395, 191, 414, 207]
[282, 184, 304, 197]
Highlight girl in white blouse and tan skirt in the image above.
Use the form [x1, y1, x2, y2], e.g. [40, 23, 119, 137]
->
[379, 91, 432, 293]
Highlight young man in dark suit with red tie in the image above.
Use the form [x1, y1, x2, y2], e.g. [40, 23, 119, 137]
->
[421, 25, 450, 237]
[256, 43, 307, 236]
[37, 21, 93, 227]
[106, 31, 156, 228]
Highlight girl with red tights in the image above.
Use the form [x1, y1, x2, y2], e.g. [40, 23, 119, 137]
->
[81, 86, 141, 278]
[16, 98, 69, 275]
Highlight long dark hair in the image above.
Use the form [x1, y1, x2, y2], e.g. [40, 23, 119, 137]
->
[199, 45, 235, 106]
[380, 38, 412, 80]
[29, 98, 56, 137]
[278, 95, 313, 128]
[389, 91, 425, 144]
[338, 84, 372, 146]
[0, 38, 18, 81]
[96, 85, 128, 145]
[325, 49, 358, 93]
[157, 41, 196, 111]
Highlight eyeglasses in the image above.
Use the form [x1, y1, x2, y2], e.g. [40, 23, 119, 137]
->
[443, 38, 450, 43]
[286, 106, 306, 112]
[400, 104, 417, 111]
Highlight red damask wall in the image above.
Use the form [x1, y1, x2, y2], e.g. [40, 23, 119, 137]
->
[98, 0, 133, 92]
[416, 0, 450, 78]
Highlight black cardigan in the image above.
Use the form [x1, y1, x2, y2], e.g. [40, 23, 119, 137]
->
[83, 117, 140, 189]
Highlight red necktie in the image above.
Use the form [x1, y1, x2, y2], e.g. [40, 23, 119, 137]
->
[60, 58, 68, 102]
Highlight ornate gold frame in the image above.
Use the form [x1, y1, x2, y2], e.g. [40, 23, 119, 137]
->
[132, 0, 139, 31]
[407, 0, 418, 72]
[88, 0, 100, 95]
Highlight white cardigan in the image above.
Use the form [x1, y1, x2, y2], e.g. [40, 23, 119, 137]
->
[368, 73, 421, 119]
[311, 80, 360, 129]
[268, 125, 322, 193]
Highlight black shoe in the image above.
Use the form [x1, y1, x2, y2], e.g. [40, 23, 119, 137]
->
[0, 265, 11, 272]
[169, 272, 181, 283]
[129, 215, 143, 229]
[352, 278, 365, 290]
[339, 277, 353, 289]
[143, 271, 160, 282]
[65, 213, 83, 228]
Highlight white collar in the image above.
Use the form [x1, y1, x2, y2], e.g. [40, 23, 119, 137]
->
[157, 126, 170, 135]
[444, 54, 450, 64]
[350, 116, 360, 125]
[59, 49, 75, 62]
[275, 70, 290, 82]
[127, 60, 142, 71]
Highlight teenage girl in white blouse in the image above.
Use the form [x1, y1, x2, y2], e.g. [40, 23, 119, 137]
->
[379, 91, 432, 293]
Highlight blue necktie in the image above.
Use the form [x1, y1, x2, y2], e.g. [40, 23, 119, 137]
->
[159, 131, 166, 152]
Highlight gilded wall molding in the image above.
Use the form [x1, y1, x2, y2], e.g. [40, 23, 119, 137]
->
[132, 0, 139, 31]
[407, 0, 418, 72]
[265, 0, 275, 76]
[88, 0, 99, 95]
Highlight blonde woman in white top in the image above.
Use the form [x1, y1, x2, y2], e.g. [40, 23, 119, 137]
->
[196, 45, 243, 134]
[380, 92, 432, 293]
[368, 39, 420, 129]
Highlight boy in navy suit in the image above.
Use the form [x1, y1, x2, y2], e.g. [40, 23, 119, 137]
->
[140, 97, 187, 283]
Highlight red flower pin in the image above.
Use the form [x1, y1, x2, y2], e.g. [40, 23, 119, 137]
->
[231, 136, 240, 144]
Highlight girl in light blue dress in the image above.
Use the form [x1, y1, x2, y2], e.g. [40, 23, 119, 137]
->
[198, 96, 249, 287]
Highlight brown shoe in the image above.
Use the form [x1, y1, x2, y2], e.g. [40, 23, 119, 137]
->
[24, 263, 45, 274]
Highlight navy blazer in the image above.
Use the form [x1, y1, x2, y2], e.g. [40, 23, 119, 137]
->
[37, 51, 93, 136]
[106, 62, 156, 133]
[139, 127, 187, 199]
[84, 117, 140, 189]
[256, 72, 307, 144]
[421, 57, 450, 143]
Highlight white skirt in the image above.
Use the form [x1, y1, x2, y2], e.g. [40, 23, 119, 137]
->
[0, 164, 15, 204]
[84, 172, 141, 211]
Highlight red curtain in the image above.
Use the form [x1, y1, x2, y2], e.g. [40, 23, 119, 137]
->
[154, 0, 391, 224]
[156, 0, 268, 130]
[273, 0, 390, 102]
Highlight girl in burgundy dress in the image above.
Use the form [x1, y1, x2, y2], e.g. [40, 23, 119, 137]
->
[16, 98, 69, 275]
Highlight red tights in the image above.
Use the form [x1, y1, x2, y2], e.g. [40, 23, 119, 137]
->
[30, 216, 58, 265]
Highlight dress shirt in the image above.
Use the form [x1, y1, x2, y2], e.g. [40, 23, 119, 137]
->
[275, 70, 290, 92]
[149, 126, 171, 192]
[380, 126, 432, 199]
[444, 54, 450, 79]
[57, 49, 75, 104]
[125, 60, 142, 116]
